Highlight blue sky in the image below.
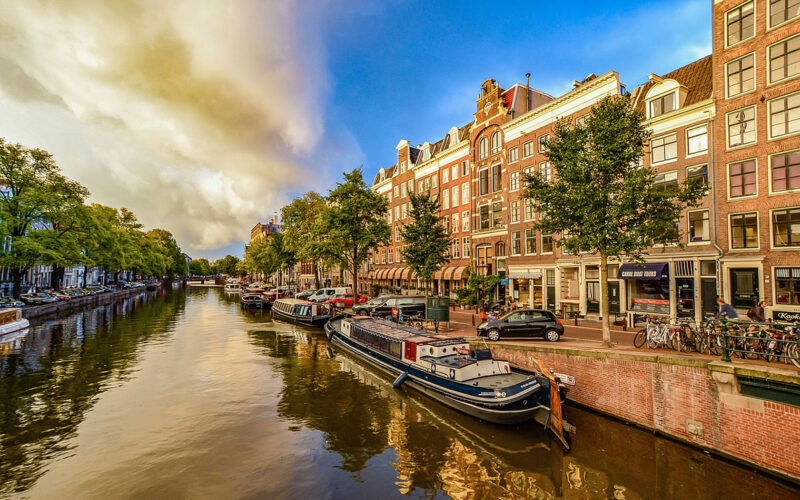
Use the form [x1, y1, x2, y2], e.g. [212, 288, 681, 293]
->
[320, 0, 711, 179]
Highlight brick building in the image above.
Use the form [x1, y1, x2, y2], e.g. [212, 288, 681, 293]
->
[367, 1, 799, 322]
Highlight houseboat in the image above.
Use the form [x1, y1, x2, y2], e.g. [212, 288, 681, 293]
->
[325, 316, 573, 448]
[241, 292, 270, 310]
[272, 298, 331, 327]
[224, 283, 243, 294]
[0, 308, 30, 337]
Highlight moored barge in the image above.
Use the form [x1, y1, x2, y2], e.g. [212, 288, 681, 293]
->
[325, 315, 572, 448]
[272, 298, 331, 327]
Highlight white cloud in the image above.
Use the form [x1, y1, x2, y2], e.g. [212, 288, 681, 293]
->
[0, 0, 357, 257]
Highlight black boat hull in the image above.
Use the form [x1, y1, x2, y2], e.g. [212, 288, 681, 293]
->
[272, 306, 329, 327]
[241, 299, 272, 311]
[325, 320, 550, 425]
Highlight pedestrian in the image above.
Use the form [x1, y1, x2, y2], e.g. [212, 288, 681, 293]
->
[715, 296, 739, 320]
[746, 300, 766, 322]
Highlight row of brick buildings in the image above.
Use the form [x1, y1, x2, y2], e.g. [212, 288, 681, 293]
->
[366, 0, 800, 324]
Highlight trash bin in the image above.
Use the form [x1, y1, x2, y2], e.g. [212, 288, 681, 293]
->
[426, 296, 450, 323]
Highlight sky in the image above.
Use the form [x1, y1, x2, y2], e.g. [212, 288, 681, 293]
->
[0, 0, 711, 260]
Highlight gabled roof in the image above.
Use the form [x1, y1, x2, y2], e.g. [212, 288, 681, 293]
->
[632, 55, 713, 113]
[503, 87, 516, 109]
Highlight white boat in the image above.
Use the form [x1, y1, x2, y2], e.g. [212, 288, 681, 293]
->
[0, 308, 29, 336]
[224, 283, 242, 293]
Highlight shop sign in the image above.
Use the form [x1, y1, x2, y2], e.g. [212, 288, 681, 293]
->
[500, 278, 510, 285]
[774, 309, 800, 323]
[630, 298, 670, 315]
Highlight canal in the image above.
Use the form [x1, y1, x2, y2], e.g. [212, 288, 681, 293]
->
[0, 287, 797, 499]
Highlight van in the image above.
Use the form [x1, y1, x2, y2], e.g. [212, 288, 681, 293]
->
[308, 287, 351, 303]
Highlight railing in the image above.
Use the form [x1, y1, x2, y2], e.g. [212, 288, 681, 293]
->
[711, 318, 800, 368]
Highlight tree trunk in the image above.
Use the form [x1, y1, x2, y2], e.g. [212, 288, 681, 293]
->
[600, 253, 612, 348]
[51, 265, 65, 290]
[11, 268, 23, 299]
[314, 261, 320, 290]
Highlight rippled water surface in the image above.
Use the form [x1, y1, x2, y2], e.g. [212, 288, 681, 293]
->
[0, 287, 797, 499]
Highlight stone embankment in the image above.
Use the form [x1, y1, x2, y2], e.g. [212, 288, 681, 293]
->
[476, 341, 800, 483]
[21, 286, 157, 320]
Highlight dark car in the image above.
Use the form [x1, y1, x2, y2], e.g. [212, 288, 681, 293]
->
[295, 289, 316, 300]
[353, 295, 426, 318]
[477, 309, 564, 342]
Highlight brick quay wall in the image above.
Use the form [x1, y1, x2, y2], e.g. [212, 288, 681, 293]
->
[21, 286, 157, 320]
[478, 342, 800, 482]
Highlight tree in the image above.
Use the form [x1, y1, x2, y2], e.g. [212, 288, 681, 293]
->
[317, 169, 389, 294]
[146, 228, 184, 278]
[400, 193, 451, 296]
[189, 259, 212, 276]
[281, 192, 327, 288]
[0, 139, 89, 296]
[524, 95, 705, 347]
[213, 255, 240, 276]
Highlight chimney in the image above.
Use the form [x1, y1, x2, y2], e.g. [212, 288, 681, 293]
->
[525, 73, 531, 112]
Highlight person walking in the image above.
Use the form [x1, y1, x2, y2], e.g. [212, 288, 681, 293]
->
[715, 296, 739, 320]
[747, 300, 766, 322]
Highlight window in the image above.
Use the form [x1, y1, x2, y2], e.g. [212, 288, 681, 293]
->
[775, 267, 800, 305]
[451, 164, 458, 181]
[394, 206, 400, 220]
[650, 93, 675, 118]
[729, 160, 757, 197]
[726, 1, 754, 46]
[407, 179, 414, 194]
[770, 0, 800, 28]
[490, 131, 502, 155]
[773, 207, 800, 247]
[395, 226, 400, 242]
[687, 164, 709, 188]
[461, 160, 469, 177]
[769, 35, 800, 83]
[442, 189, 450, 210]
[491, 164, 502, 192]
[524, 198, 536, 221]
[575, 114, 589, 127]
[387, 211, 392, 224]
[511, 231, 521, 255]
[509, 171, 520, 191]
[387, 192, 392, 203]
[451, 185, 459, 207]
[462, 210, 470, 232]
[424, 177, 431, 190]
[443, 216, 449, 233]
[542, 234, 554, 254]
[731, 212, 759, 249]
[388, 248, 393, 263]
[525, 229, 536, 254]
[442, 168, 449, 184]
[727, 106, 756, 146]
[393, 185, 399, 198]
[399, 161, 406, 173]
[727, 54, 755, 96]
[689, 210, 710, 242]
[479, 169, 489, 195]
[508, 147, 519, 163]
[479, 205, 490, 229]
[523, 166, 534, 182]
[461, 182, 469, 204]
[651, 133, 677, 163]
[431, 175, 437, 188]
[452, 238, 460, 258]
[539, 161, 552, 182]
[522, 140, 534, 158]
[417, 180, 424, 192]
[462, 237, 471, 257]
[452, 213, 459, 234]
[770, 93, 800, 138]
[772, 151, 800, 191]
[538, 134, 549, 153]
[510, 199, 520, 223]
[402, 203, 408, 219]
[401, 184, 407, 197]
[654, 170, 678, 191]
[687, 125, 708, 155]
[478, 137, 488, 160]
[492, 201, 503, 227]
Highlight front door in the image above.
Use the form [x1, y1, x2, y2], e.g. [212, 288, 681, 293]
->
[546, 286, 556, 311]
[730, 268, 759, 309]
[608, 282, 620, 314]
[586, 282, 600, 313]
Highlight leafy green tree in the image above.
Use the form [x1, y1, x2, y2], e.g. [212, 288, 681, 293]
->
[0, 139, 89, 296]
[281, 192, 327, 288]
[400, 193, 451, 296]
[524, 95, 705, 346]
[318, 169, 389, 294]
[213, 255, 240, 276]
[146, 228, 184, 278]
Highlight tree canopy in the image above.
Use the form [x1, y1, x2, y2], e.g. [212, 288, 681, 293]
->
[400, 192, 451, 296]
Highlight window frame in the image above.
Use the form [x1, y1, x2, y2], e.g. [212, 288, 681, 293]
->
[541, 233, 554, 254]
[725, 0, 756, 49]
[524, 228, 537, 255]
[478, 168, 489, 195]
[769, 149, 800, 193]
[767, 34, 800, 85]
[771, 206, 800, 249]
[461, 182, 469, 205]
[478, 137, 488, 160]
[538, 134, 549, 153]
[729, 211, 760, 250]
[768, 0, 800, 30]
[491, 164, 502, 193]
[510, 199, 520, 223]
[510, 231, 521, 256]
[687, 164, 709, 190]
[508, 146, 519, 164]
[768, 91, 800, 140]
[648, 91, 676, 119]
[686, 124, 708, 156]
[491, 201, 503, 227]
[462, 236, 471, 258]
[462, 210, 470, 232]
[726, 105, 757, 148]
[451, 185, 459, 207]
[688, 209, 711, 244]
[727, 159, 759, 199]
[522, 140, 535, 159]
[726, 52, 756, 98]
[509, 170, 520, 192]
[650, 133, 678, 165]
[490, 131, 502, 155]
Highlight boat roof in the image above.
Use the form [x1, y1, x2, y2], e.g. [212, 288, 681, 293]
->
[276, 298, 314, 305]
[347, 317, 467, 344]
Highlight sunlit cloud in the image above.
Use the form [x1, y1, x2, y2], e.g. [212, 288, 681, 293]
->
[0, 0, 360, 257]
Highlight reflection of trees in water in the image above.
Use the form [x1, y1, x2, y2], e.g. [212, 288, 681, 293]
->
[0, 290, 186, 494]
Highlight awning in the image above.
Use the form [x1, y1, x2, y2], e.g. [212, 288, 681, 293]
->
[509, 270, 542, 279]
[389, 268, 400, 280]
[451, 266, 468, 280]
[619, 262, 668, 280]
[433, 268, 445, 280]
[443, 266, 456, 281]
[400, 267, 411, 279]
[377, 269, 387, 280]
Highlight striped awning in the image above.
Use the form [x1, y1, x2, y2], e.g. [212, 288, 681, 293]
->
[400, 267, 411, 279]
[451, 266, 468, 280]
[433, 268, 445, 280]
[388, 268, 400, 280]
[377, 269, 388, 280]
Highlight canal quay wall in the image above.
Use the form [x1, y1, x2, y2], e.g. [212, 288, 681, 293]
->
[21, 287, 155, 320]
[480, 342, 800, 482]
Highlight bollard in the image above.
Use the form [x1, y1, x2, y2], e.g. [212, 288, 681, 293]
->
[622, 317, 627, 332]
[721, 318, 731, 363]
[574, 312, 578, 326]
[472, 314, 475, 326]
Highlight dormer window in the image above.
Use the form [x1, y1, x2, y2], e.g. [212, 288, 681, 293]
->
[478, 137, 488, 160]
[650, 92, 676, 118]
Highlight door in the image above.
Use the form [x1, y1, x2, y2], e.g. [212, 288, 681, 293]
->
[525, 311, 549, 336]
[586, 282, 600, 313]
[503, 311, 529, 336]
[608, 282, 620, 314]
[546, 286, 556, 311]
[701, 278, 717, 315]
[730, 268, 758, 309]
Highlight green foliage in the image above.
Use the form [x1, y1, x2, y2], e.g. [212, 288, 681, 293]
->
[317, 169, 389, 292]
[243, 233, 296, 278]
[400, 192, 451, 295]
[213, 255, 240, 276]
[189, 258, 212, 276]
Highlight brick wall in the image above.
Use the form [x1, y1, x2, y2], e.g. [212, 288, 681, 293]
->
[486, 343, 800, 480]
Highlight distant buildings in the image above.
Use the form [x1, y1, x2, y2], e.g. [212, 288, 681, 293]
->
[250, 216, 281, 244]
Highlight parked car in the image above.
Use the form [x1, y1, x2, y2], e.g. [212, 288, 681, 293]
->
[47, 291, 71, 302]
[295, 289, 316, 300]
[352, 295, 426, 318]
[0, 296, 25, 308]
[324, 294, 369, 308]
[308, 287, 351, 303]
[477, 309, 564, 342]
[20, 293, 57, 305]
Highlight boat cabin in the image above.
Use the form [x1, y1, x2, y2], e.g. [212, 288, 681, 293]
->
[273, 298, 322, 317]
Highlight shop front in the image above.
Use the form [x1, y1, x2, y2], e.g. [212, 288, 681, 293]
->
[508, 267, 542, 308]
[620, 262, 670, 320]
[773, 267, 800, 322]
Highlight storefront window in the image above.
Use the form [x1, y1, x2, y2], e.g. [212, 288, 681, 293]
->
[629, 278, 670, 314]
[775, 268, 800, 305]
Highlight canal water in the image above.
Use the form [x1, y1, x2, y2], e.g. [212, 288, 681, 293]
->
[0, 287, 797, 499]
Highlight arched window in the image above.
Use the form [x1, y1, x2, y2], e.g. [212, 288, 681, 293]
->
[495, 241, 506, 258]
[478, 137, 488, 160]
[490, 131, 501, 155]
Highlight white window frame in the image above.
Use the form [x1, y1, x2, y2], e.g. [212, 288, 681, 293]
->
[769, 148, 800, 194]
[726, 105, 757, 148]
[727, 158, 759, 200]
[648, 91, 677, 119]
[768, 0, 800, 31]
[767, 33, 800, 85]
[508, 146, 519, 164]
[524, 228, 537, 255]
[724, 0, 756, 49]
[769, 205, 800, 250]
[768, 91, 800, 140]
[461, 182, 469, 205]
[650, 133, 678, 165]
[522, 140, 534, 158]
[686, 124, 708, 156]
[462, 210, 470, 232]
[725, 52, 756, 99]
[509, 171, 520, 191]
[451, 164, 458, 181]
[451, 185, 459, 207]
[510, 231, 521, 256]
[687, 209, 711, 245]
